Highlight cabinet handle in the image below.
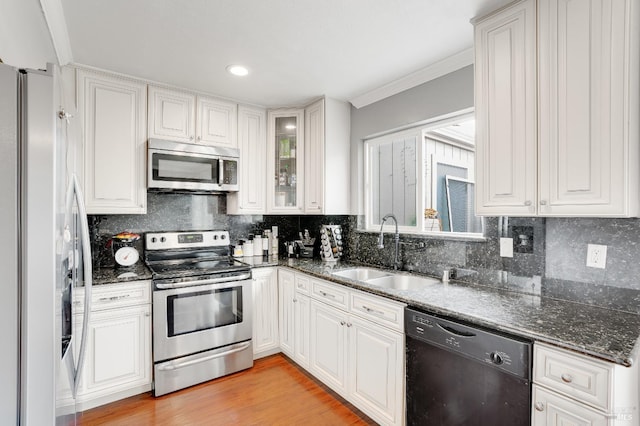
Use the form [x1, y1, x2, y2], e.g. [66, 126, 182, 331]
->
[98, 294, 131, 302]
[362, 305, 385, 317]
[540, 200, 547, 206]
[524, 200, 532, 206]
[319, 290, 336, 299]
[534, 402, 544, 412]
[340, 321, 346, 326]
[561, 373, 573, 383]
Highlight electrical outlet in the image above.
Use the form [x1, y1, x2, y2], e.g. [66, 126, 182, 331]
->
[586, 244, 607, 269]
[500, 237, 514, 258]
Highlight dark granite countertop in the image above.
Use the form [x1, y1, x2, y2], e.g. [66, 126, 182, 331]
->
[93, 263, 153, 285]
[279, 258, 640, 367]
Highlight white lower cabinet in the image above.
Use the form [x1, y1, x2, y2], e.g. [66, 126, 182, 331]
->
[252, 267, 280, 358]
[281, 268, 405, 426]
[532, 342, 639, 426]
[310, 300, 349, 393]
[533, 385, 608, 426]
[278, 268, 296, 357]
[73, 281, 152, 411]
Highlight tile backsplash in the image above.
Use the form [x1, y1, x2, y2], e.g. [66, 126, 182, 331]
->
[91, 193, 640, 314]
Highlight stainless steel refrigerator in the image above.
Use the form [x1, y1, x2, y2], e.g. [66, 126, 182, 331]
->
[0, 63, 93, 425]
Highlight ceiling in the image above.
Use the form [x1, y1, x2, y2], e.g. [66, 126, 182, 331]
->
[60, 0, 512, 108]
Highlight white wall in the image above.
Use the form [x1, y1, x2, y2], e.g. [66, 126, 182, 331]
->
[350, 65, 474, 215]
[0, 0, 57, 69]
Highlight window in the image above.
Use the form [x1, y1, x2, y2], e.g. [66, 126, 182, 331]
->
[364, 109, 483, 237]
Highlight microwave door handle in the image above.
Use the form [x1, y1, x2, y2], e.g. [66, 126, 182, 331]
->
[218, 158, 224, 186]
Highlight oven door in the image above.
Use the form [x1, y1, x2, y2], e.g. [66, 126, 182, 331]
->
[148, 148, 221, 191]
[153, 277, 252, 362]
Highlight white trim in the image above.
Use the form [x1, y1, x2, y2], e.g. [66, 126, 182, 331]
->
[349, 49, 474, 109]
[363, 107, 474, 141]
[39, 0, 74, 65]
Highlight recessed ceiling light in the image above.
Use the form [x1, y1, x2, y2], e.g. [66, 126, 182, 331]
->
[226, 65, 249, 76]
[285, 124, 296, 130]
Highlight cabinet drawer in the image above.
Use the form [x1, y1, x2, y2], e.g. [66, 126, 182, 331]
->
[532, 385, 608, 425]
[74, 280, 151, 313]
[533, 343, 611, 411]
[350, 291, 404, 332]
[311, 279, 349, 311]
[294, 274, 311, 295]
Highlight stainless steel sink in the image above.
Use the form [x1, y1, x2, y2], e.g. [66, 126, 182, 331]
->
[366, 274, 440, 290]
[331, 267, 392, 281]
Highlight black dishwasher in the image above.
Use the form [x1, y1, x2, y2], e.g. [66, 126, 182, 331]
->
[405, 307, 532, 426]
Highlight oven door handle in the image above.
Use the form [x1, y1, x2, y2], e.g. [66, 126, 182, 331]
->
[155, 272, 251, 289]
[157, 341, 252, 371]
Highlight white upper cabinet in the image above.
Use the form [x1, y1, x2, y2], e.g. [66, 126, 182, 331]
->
[148, 86, 195, 143]
[196, 95, 237, 147]
[304, 98, 351, 214]
[475, 0, 640, 217]
[474, 0, 537, 216]
[267, 97, 351, 215]
[538, 0, 639, 216]
[148, 86, 237, 148]
[227, 105, 267, 214]
[78, 69, 147, 214]
[268, 108, 305, 214]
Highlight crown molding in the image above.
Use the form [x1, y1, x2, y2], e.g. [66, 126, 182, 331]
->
[349, 48, 474, 109]
[39, 0, 73, 65]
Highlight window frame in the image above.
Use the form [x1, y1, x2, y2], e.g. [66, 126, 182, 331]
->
[363, 108, 485, 239]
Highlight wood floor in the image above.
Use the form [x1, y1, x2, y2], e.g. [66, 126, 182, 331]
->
[77, 354, 377, 425]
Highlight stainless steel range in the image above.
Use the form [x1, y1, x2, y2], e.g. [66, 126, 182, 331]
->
[145, 230, 253, 396]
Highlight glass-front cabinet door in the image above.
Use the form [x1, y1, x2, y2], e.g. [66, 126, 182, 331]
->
[267, 109, 304, 213]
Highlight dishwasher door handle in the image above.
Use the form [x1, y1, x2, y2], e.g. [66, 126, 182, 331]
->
[437, 322, 477, 338]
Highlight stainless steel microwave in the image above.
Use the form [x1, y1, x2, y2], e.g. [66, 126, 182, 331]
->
[148, 139, 239, 192]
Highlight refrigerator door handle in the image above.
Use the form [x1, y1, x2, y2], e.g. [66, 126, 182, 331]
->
[70, 174, 92, 398]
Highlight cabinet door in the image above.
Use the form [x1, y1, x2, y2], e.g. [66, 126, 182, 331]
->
[79, 305, 151, 400]
[309, 300, 348, 395]
[532, 385, 608, 426]
[474, 0, 537, 216]
[148, 86, 196, 142]
[252, 267, 279, 357]
[228, 106, 267, 214]
[278, 269, 296, 357]
[293, 293, 311, 369]
[79, 70, 147, 214]
[538, 0, 636, 216]
[304, 99, 324, 213]
[196, 96, 237, 147]
[267, 109, 304, 214]
[348, 315, 404, 426]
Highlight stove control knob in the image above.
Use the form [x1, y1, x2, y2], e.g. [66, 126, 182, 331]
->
[220, 234, 226, 240]
[490, 352, 503, 365]
[151, 237, 157, 243]
[213, 235, 218, 240]
[160, 237, 166, 243]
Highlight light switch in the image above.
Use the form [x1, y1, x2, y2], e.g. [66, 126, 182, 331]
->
[500, 237, 514, 258]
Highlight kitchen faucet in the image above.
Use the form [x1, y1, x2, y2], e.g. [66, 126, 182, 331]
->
[377, 214, 400, 270]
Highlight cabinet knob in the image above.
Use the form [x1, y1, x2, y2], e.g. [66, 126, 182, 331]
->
[293, 298, 297, 303]
[346, 323, 352, 327]
[524, 200, 532, 206]
[561, 373, 573, 383]
[540, 200, 547, 206]
[534, 402, 544, 412]
[197, 136, 201, 141]
[190, 136, 194, 141]
[145, 312, 151, 317]
[340, 321, 346, 326]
